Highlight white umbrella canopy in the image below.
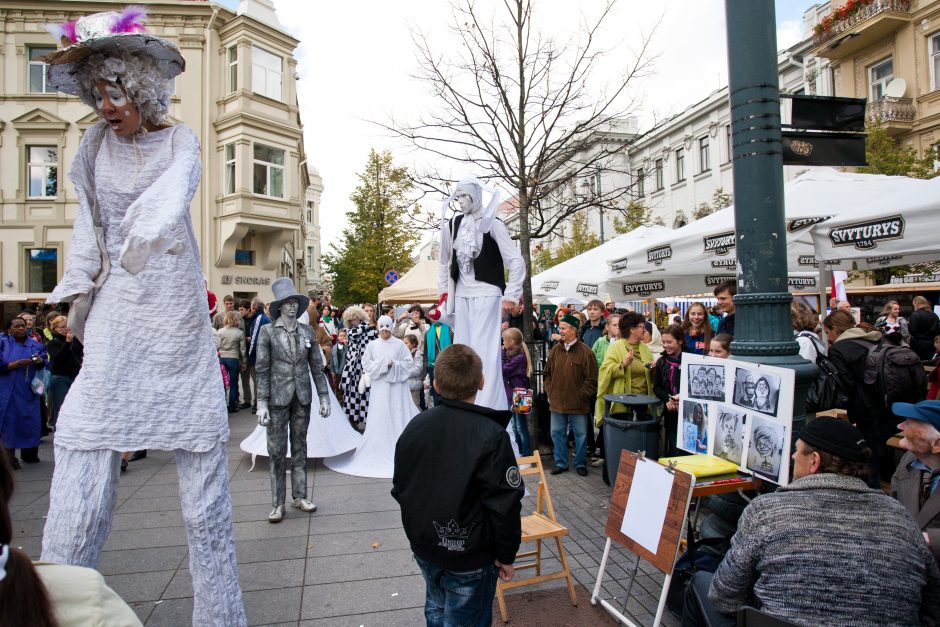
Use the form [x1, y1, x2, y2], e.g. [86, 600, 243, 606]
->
[807, 176, 940, 271]
[378, 259, 439, 303]
[531, 224, 672, 301]
[610, 169, 932, 285]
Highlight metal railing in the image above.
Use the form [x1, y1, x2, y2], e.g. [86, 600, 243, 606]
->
[812, 0, 911, 49]
[866, 96, 915, 124]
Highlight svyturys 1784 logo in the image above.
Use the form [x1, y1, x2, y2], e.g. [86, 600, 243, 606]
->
[576, 283, 599, 295]
[646, 245, 672, 265]
[622, 281, 665, 296]
[703, 231, 736, 255]
[828, 216, 904, 250]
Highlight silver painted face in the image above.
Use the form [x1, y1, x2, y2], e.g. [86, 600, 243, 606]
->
[281, 299, 299, 319]
[456, 191, 474, 214]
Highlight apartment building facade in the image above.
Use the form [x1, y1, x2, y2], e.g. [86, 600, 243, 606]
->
[0, 0, 323, 307]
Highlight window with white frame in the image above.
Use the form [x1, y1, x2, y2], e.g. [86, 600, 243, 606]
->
[224, 143, 236, 194]
[654, 159, 664, 191]
[635, 168, 645, 198]
[252, 46, 282, 100]
[699, 136, 710, 173]
[27, 146, 58, 198]
[28, 46, 55, 93]
[228, 45, 238, 92]
[931, 33, 940, 92]
[307, 246, 315, 269]
[675, 148, 685, 182]
[253, 143, 285, 197]
[306, 200, 313, 223]
[869, 58, 893, 101]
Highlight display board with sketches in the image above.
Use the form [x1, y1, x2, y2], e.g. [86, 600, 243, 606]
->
[679, 353, 796, 485]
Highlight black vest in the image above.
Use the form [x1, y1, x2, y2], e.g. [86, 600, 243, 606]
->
[449, 214, 506, 293]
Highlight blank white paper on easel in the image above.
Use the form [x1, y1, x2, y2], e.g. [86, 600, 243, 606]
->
[620, 459, 673, 554]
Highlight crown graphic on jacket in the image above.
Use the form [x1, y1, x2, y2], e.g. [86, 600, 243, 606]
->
[433, 519, 474, 542]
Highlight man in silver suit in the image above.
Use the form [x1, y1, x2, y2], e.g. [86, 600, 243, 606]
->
[256, 277, 331, 523]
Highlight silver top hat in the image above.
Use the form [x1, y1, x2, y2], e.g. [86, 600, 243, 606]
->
[268, 278, 310, 320]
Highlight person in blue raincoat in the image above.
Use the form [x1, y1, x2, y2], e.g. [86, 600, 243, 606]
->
[0, 317, 48, 467]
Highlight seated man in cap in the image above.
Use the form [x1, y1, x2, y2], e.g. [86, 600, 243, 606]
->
[892, 400, 940, 565]
[683, 418, 940, 627]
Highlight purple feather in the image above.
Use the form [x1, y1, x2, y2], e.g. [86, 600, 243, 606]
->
[46, 20, 78, 44]
[111, 5, 148, 34]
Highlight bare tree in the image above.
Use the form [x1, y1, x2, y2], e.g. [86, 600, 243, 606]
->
[384, 0, 657, 340]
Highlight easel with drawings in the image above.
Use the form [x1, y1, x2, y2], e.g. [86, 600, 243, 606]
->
[591, 450, 694, 627]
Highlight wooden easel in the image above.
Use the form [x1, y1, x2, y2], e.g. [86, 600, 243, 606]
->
[591, 450, 694, 627]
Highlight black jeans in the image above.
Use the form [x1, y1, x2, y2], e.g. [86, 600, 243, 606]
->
[682, 571, 736, 627]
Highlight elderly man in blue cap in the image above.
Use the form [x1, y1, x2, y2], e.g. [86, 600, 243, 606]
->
[892, 400, 940, 564]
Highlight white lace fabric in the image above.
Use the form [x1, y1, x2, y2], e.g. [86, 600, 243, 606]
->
[48, 123, 228, 452]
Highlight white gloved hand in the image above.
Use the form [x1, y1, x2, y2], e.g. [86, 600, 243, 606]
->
[256, 400, 270, 427]
[358, 373, 371, 395]
[319, 397, 331, 418]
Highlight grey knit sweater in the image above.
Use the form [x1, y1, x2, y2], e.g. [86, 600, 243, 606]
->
[708, 473, 940, 626]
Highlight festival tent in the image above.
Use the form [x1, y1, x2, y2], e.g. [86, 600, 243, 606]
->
[806, 176, 940, 270]
[531, 224, 672, 302]
[606, 169, 932, 297]
[378, 259, 439, 303]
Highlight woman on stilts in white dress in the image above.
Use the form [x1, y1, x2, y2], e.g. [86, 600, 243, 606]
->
[38, 8, 245, 626]
[325, 316, 418, 478]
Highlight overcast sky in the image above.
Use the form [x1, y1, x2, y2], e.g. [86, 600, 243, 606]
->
[217, 0, 808, 252]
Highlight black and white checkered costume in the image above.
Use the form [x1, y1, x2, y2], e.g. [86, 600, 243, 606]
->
[340, 321, 378, 423]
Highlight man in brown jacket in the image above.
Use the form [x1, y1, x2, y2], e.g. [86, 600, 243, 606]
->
[891, 400, 940, 564]
[545, 314, 598, 476]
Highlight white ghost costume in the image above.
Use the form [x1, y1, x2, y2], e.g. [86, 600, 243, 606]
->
[437, 179, 526, 451]
[239, 311, 361, 465]
[325, 317, 418, 478]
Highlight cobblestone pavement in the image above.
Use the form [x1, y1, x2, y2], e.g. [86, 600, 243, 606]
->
[8, 409, 681, 626]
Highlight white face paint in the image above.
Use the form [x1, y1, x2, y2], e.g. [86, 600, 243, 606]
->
[93, 82, 127, 109]
[456, 191, 475, 214]
[92, 80, 143, 137]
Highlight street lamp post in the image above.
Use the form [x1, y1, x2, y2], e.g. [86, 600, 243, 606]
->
[724, 0, 816, 440]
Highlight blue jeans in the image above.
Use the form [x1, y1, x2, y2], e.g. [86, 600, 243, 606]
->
[48, 374, 74, 428]
[415, 555, 498, 627]
[550, 412, 587, 470]
[219, 358, 241, 410]
[511, 413, 532, 456]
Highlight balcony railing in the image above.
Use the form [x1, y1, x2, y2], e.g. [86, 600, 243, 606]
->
[812, 0, 911, 49]
[866, 96, 915, 125]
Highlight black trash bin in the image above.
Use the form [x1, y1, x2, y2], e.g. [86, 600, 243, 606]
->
[603, 413, 660, 482]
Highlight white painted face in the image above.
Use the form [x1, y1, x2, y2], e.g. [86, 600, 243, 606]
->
[92, 80, 141, 137]
[281, 299, 299, 319]
[456, 191, 474, 214]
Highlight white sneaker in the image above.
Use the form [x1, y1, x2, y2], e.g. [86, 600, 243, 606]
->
[291, 498, 317, 513]
[268, 505, 285, 523]
[591, 457, 605, 467]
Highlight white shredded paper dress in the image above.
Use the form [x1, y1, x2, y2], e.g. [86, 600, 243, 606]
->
[48, 123, 227, 451]
[324, 335, 418, 478]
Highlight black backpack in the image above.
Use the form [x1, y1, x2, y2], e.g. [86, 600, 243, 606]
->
[853, 339, 927, 408]
[800, 332, 849, 414]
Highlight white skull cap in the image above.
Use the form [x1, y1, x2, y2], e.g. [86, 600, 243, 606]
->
[377, 315, 394, 331]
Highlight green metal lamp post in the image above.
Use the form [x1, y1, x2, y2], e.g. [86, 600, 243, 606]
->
[724, 0, 817, 440]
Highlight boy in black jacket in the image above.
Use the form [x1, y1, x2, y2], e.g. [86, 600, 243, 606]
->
[392, 344, 524, 626]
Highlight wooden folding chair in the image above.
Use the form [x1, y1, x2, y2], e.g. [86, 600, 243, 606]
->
[495, 453, 578, 623]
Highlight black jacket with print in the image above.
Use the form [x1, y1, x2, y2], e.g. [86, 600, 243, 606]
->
[392, 398, 524, 570]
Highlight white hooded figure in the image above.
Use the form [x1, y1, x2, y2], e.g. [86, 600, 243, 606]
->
[324, 316, 418, 478]
[437, 179, 526, 414]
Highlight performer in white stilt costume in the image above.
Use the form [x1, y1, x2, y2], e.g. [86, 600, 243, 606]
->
[436, 179, 526, 449]
[325, 316, 418, 478]
[38, 9, 245, 626]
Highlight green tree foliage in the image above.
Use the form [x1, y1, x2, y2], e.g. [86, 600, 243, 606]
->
[857, 124, 938, 179]
[323, 150, 418, 304]
[532, 212, 600, 272]
[692, 187, 733, 220]
[612, 200, 652, 235]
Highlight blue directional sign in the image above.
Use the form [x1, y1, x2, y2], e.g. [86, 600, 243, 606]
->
[385, 270, 400, 285]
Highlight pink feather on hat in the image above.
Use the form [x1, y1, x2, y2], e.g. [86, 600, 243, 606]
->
[111, 5, 149, 34]
[45, 20, 78, 44]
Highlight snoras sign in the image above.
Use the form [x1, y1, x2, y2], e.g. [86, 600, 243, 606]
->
[647, 245, 672, 266]
[623, 281, 665, 296]
[576, 283, 599, 295]
[703, 231, 736, 255]
[828, 216, 904, 250]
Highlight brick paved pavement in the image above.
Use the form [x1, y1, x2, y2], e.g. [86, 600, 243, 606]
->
[8, 409, 681, 626]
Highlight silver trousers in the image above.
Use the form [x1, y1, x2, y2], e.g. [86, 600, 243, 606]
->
[267, 395, 311, 508]
[41, 442, 247, 627]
